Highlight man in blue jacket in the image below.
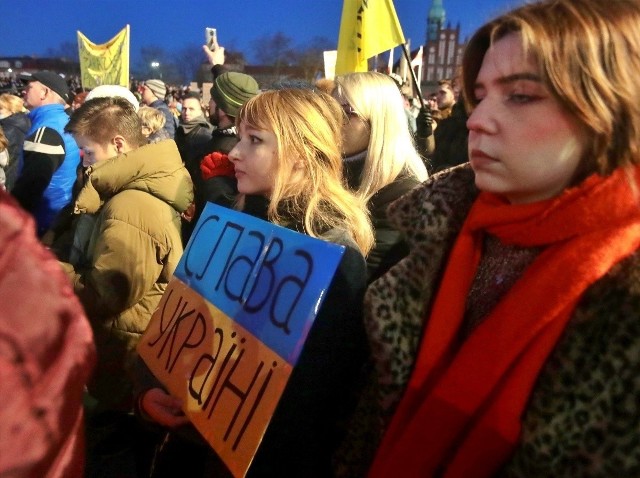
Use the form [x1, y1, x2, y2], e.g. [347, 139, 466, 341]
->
[12, 71, 80, 236]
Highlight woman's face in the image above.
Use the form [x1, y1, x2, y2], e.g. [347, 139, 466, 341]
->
[467, 32, 588, 204]
[228, 121, 277, 197]
[333, 92, 370, 157]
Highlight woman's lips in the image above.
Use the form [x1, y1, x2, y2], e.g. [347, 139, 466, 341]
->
[469, 149, 498, 167]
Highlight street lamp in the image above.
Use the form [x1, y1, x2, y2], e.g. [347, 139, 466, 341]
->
[150, 61, 162, 79]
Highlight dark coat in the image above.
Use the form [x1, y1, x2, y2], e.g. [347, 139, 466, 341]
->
[183, 127, 239, 242]
[430, 97, 469, 174]
[175, 117, 214, 171]
[0, 112, 30, 190]
[343, 155, 421, 283]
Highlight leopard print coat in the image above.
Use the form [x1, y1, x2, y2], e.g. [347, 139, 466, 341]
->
[337, 164, 640, 477]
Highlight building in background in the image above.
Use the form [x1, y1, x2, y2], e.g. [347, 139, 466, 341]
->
[423, 0, 465, 84]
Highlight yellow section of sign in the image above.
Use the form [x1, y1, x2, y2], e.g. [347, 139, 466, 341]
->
[138, 278, 292, 478]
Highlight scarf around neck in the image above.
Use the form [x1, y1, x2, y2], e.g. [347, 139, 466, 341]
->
[370, 165, 640, 478]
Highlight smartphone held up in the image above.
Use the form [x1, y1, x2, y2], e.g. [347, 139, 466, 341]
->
[206, 28, 217, 50]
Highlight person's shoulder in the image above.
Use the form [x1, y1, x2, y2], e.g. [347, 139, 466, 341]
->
[372, 173, 422, 209]
[320, 228, 367, 273]
[1, 112, 30, 132]
[24, 126, 64, 150]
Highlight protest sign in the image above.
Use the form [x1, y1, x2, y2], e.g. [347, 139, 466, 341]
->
[138, 203, 345, 477]
[77, 25, 130, 89]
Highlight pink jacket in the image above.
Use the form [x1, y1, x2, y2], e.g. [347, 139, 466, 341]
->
[0, 190, 95, 477]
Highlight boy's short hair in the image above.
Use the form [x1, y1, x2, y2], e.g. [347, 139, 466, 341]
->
[66, 96, 146, 148]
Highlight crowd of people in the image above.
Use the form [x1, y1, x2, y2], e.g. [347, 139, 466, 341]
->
[2, 0, 640, 476]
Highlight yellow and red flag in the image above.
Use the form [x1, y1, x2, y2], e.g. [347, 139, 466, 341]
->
[77, 25, 130, 89]
[335, 0, 406, 75]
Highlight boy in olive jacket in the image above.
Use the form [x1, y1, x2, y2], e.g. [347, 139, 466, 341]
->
[61, 96, 193, 476]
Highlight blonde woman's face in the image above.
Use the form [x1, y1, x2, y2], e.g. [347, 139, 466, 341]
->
[333, 92, 370, 157]
[228, 121, 277, 198]
[467, 32, 587, 204]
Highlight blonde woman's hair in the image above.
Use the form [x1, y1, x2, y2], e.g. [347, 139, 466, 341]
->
[333, 71, 428, 202]
[137, 106, 166, 135]
[0, 127, 8, 152]
[236, 89, 374, 256]
[463, 0, 640, 177]
[0, 93, 27, 114]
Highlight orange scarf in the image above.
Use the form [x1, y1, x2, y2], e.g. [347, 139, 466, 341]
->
[370, 166, 640, 478]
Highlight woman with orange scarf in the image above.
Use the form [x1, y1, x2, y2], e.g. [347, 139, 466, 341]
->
[345, 0, 640, 476]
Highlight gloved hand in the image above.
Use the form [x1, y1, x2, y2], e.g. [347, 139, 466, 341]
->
[416, 106, 433, 138]
[200, 151, 235, 179]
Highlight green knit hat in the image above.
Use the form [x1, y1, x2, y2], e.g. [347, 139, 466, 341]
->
[210, 72, 259, 118]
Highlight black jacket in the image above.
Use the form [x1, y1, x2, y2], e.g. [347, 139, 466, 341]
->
[430, 97, 469, 174]
[1, 112, 30, 190]
[343, 155, 421, 283]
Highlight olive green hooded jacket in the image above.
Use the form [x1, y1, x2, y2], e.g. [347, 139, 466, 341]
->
[62, 139, 193, 411]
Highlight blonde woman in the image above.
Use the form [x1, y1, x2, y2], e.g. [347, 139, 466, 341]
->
[333, 71, 428, 282]
[359, 0, 640, 476]
[136, 88, 375, 477]
[0, 93, 30, 189]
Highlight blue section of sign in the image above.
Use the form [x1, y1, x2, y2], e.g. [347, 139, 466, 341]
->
[175, 203, 345, 365]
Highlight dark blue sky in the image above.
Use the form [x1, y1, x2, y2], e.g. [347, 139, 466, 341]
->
[0, 0, 525, 63]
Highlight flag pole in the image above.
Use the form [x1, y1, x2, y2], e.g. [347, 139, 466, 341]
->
[401, 43, 424, 105]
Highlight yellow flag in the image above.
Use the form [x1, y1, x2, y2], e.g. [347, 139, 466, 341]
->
[77, 25, 130, 89]
[335, 0, 406, 75]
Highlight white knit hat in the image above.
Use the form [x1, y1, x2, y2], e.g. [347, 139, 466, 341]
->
[86, 85, 139, 111]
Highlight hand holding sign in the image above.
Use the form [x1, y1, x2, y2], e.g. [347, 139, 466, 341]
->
[140, 388, 189, 428]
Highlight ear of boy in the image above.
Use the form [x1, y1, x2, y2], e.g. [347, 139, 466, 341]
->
[112, 135, 132, 155]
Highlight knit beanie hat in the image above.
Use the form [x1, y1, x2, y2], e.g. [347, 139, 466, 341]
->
[210, 72, 259, 118]
[145, 79, 166, 100]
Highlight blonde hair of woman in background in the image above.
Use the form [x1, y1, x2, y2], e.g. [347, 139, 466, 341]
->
[333, 71, 428, 282]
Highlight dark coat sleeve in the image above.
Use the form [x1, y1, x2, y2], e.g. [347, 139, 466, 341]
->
[366, 176, 421, 284]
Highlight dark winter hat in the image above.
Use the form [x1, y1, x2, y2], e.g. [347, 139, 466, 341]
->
[145, 79, 167, 100]
[20, 71, 71, 104]
[210, 72, 259, 118]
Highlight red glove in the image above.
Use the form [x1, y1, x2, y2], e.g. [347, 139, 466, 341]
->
[200, 152, 235, 179]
